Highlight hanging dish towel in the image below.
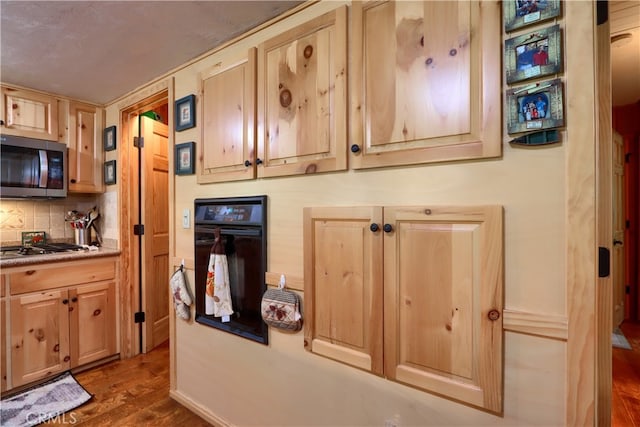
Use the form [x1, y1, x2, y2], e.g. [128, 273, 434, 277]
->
[205, 228, 234, 317]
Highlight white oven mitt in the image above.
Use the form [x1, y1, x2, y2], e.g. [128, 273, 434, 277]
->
[170, 266, 192, 320]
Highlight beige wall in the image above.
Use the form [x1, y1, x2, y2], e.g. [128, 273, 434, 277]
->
[104, 1, 598, 425]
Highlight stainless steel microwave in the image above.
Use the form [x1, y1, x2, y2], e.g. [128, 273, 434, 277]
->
[0, 134, 67, 198]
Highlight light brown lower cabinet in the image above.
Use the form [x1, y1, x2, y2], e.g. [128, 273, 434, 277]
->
[304, 205, 503, 413]
[1, 295, 6, 392]
[7, 260, 117, 389]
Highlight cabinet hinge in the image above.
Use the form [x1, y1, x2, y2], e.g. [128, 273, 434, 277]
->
[133, 224, 145, 235]
[134, 312, 146, 323]
[598, 247, 610, 278]
[133, 136, 144, 148]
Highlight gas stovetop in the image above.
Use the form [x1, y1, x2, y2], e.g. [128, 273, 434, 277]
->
[0, 243, 86, 260]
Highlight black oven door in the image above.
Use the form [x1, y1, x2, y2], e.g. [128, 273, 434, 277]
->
[194, 226, 268, 344]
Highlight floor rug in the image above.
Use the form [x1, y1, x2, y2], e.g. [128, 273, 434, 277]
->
[612, 327, 633, 350]
[0, 371, 92, 427]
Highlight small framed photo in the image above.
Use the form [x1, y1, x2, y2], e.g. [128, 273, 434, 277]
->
[505, 24, 562, 85]
[504, 0, 561, 32]
[506, 78, 564, 135]
[103, 126, 117, 151]
[175, 142, 195, 175]
[104, 160, 117, 185]
[175, 94, 196, 132]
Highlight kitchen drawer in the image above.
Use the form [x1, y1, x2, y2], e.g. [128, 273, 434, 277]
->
[9, 259, 116, 295]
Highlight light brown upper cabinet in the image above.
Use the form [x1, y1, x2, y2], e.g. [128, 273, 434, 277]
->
[257, 6, 348, 178]
[67, 101, 105, 193]
[0, 86, 59, 141]
[304, 205, 504, 413]
[199, 48, 257, 183]
[350, 1, 501, 169]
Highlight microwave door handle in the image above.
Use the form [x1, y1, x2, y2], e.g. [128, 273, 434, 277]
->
[39, 150, 48, 188]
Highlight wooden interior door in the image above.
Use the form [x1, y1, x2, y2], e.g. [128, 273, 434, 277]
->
[141, 116, 170, 352]
[613, 131, 625, 327]
[383, 205, 503, 413]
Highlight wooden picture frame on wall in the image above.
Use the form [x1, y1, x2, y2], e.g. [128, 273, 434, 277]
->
[504, 0, 561, 32]
[506, 78, 564, 134]
[505, 24, 562, 84]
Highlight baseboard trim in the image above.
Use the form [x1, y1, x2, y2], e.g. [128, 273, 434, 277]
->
[170, 389, 232, 427]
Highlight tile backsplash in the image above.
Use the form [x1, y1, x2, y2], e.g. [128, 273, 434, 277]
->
[0, 195, 100, 244]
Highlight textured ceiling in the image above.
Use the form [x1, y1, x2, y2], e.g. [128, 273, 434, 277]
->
[0, 1, 303, 105]
[0, 1, 638, 107]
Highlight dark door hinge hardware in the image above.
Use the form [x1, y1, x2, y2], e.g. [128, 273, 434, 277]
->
[625, 153, 631, 163]
[134, 312, 146, 323]
[134, 136, 144, 148]
[626, 285, 631, 295]
[598, 247, 610, 278]
[627, 220, 631, 229]
[133, 224, 145, 235]
[596, 0, 608, 25]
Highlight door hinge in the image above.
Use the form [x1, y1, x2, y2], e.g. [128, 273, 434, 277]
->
[598, 247, 610, 278]
[134, 312, 146, 323]
[626, 285, 631, 295]
[133, 224, 145, 235]
[133, 136, 144, 148]
[627, 220, 631, 229]
[625, 153, 631, 163]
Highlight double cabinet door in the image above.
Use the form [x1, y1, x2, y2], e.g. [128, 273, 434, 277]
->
[303, 205, 503, 412]
[10, 282, 116, 387]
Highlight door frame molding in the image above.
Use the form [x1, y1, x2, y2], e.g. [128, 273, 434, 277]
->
[116, 79, 173, 359]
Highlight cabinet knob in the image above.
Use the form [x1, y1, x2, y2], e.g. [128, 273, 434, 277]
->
[256, 158, 263, 165]
[62, 299, 69, 305]
[0, 119, 4, 126]
[350, 144, 360, 153]
[487, 309, 501, 321]
[370, 223, 379, 232]
[71, 297, 78, 303]
[64, 355, 70, 362]
[383, 224, 393, 233]
[53, 344, 60, 353]
[70, 179, 77, 184]
[244, 160, 252, 167]
[93, 309, 102, 316]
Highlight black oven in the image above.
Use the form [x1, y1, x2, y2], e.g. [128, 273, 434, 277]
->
[194, 195, 268, 344]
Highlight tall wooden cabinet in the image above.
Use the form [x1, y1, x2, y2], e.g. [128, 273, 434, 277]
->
[350, 1, 501, 169]
[0, 86, 59, 141]
[304, 205, 503, 412]
[66, 101, 104, 193]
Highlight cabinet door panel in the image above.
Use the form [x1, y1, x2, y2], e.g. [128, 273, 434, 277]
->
[384, 206, 503, 412]
[351, 1, 501, 169]
[258, 6, 347, 177]
[199, 49, 256, 183]
[304, 206, 383, 375]
[1, 87, 59, 140]
[68, 101, 104, 193]
[69, 282, 116, 367]
[10, 290, 70, 387]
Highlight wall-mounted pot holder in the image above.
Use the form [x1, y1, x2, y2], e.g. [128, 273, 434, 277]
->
[261, 275, 302, 331]
[170, 264, 193, 320]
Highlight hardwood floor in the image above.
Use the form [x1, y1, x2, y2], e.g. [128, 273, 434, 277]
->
[53, 340, 211, 426]
[613, 321, 640, 426]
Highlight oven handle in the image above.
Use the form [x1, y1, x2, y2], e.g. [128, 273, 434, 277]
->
[194, 226, 262, 238]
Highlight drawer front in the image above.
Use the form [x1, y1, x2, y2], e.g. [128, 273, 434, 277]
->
[10, 260, 116, 295]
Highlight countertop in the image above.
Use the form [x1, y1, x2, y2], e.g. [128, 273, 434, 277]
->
[0, 247, 121, 268]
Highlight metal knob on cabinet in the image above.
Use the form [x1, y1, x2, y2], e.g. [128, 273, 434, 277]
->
[370, 223, 379, 232]
[62, 299, 69, 305]
[350, 144, 360, 153]
[256, 158, 263, 165]
[244, 160, 252, 167]
[71, 297, 78, 303]
[70, 179, 77, 184]
[383, 224, 393, 233]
